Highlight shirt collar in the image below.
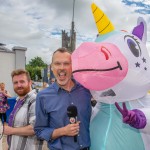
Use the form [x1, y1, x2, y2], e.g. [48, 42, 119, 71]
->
[16, 89, 36, 101]
[52, 78, 80, 93]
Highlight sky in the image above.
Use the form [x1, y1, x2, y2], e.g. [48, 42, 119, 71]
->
[0, 0, 150, 64]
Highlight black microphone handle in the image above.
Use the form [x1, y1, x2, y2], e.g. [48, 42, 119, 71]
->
[67, 105, 78, 142]
[74, 135, 77, 142]
[74, 117, 77, 143]
[69, 116, 77, 142]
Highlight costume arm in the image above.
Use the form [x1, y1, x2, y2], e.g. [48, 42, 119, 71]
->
[139, 108, 150, 133]
[115, 102, 146, 129]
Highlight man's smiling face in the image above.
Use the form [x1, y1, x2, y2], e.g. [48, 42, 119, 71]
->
[51, 51, 72, 88]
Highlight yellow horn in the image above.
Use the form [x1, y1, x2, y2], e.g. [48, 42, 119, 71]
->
[91, 3, 115, 35]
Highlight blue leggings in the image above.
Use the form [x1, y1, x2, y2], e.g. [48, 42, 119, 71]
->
[0, 113, 7, 122]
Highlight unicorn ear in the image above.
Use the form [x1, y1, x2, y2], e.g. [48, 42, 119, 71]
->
[132, 17, 147, 44]
[91, 3, 115, 35]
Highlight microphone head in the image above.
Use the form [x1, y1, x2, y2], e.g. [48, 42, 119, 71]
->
[67, 105, 77, 117]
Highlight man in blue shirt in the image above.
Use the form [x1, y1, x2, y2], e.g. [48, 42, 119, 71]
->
[34, 48, 92, 150]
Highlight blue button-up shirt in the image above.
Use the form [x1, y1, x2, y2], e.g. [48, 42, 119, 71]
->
[34, 80, 92, 150]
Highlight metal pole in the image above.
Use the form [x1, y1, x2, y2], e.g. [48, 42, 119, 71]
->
[71, 0, 75, 52]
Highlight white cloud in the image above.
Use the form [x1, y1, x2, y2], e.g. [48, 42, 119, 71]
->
[0, 0, 150, 64]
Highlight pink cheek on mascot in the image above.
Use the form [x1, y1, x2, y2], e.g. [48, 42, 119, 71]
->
[72, 3, 150, 150]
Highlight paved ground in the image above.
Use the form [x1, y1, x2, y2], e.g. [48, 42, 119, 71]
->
[2, 135, 8, 150]
[2, 135, 49, 150]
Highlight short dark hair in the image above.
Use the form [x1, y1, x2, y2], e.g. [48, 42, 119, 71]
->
[11, 69, 31, 81]
[52, 47, 71, 63]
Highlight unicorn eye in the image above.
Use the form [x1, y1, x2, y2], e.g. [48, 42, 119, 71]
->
[124, 35, 141, 57]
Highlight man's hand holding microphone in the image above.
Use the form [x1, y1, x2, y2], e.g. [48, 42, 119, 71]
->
[51, 105, 80, 141]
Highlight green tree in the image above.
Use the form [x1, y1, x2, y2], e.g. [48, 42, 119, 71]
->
[26, 56, 47, 81]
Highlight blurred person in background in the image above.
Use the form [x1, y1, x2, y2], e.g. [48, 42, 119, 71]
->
[0, 82, 11, 124]
[50, 78, 55, 84]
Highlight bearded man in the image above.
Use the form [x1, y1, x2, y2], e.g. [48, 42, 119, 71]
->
[4, 69, 43, 150]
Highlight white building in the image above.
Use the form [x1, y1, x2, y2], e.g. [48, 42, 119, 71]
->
[0, 46, 27, 96]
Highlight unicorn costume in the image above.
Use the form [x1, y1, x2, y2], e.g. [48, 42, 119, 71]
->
[72, 3, 150, 150]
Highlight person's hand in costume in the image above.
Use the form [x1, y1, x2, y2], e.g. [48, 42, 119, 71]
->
[115, 102, 146, 129]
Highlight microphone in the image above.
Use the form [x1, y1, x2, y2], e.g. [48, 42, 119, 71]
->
[67, 105, 78, 142]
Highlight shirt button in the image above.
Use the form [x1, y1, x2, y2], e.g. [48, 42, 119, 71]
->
[80, 145, 83, 147]
[78, 134, 80, 136]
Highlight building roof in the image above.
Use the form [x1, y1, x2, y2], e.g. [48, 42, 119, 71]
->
[0, 46, 12, 52]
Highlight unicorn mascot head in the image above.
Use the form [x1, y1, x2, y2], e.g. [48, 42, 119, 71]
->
[72, 3, 150, 150]
[72, 3, 150, 103]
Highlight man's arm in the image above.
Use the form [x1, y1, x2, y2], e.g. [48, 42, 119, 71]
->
[4, 124, 34, 136]
[34, 93, 80, 141]
[51, 122, 80, 140]
[34, 94, 54, 141]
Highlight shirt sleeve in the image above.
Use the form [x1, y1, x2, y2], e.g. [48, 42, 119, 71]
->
[34, 93, 54, 141]
[28, 101, 36, 126]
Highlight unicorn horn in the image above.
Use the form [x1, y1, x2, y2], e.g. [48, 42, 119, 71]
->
[91, 3, 115, 35]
